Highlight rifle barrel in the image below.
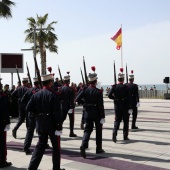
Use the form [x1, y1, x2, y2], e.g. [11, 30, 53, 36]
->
[58, 65, 63, 84]
[83, 56, 88, 85]
[26, 62, 33, 87]
[16, 65, 21, 86]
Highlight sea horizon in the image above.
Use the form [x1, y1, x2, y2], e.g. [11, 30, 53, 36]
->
[98, 84, 167, 92]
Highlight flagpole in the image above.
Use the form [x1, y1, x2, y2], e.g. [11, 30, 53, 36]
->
[121, 24, 123, 69]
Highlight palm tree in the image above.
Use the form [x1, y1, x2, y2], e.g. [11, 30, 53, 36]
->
[0, 0, 15, 18]
[24, 13, 58, 75]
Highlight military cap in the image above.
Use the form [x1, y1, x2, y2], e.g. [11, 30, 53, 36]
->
[41, 74, 53, 82]
[64, 75, 70, 81]
[33, 77, 38, 83]
[129, 75, 134, 79]
[118, 73, 124, 79]
[88, 73, 98, 81]
[22, 77, 28, 82]
[129, 70, 134, 79]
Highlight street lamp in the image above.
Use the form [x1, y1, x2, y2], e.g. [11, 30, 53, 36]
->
[21, 27, 48, 76]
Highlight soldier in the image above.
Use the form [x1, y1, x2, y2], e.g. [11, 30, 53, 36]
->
[60, 74, 77, 137]
[26, 74, 64, 170]
[75, 72, 105, 158]
[10, 85, 19, 117]
[3, 84, 11, 116]
[126, 71, 140, 129]
[0, 83, 12, 168]
[21, 77, 40, 155]
[11, 77, 29, 138]
[108, 72, 130, 143]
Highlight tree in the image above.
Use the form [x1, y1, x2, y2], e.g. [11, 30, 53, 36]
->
[24, 13, 58, 75]
[0, 0, 15, 18]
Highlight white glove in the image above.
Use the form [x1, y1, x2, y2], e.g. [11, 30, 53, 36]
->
[55, 130, 62, 136]
[68, 109, 73, 114]
[4, 124, 10, 131]
[128, 109, 133, 115]
[100, 118, 105, 124]
[136, 102, 140, 107]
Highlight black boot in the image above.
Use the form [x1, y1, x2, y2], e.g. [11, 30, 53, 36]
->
[0, 161, 12, 168]
[12, 129, 17, 139]
[124, 136, 130, 140]
[96, 148, 105, 154]
[131, 125, 139, 129]
[69, 133, 77, 137]
[112, 133, 117, 143]
[80, 146, 86, 158]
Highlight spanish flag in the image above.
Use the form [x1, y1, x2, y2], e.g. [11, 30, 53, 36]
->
[111, 28, 122, 50]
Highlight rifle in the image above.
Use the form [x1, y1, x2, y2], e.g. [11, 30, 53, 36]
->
[80, 67, 85, 85]
[83, 56, 88, 85]
[126, 63, 128, 83]
[113, 61, 117, 84]
[58, 65, 63, 84]
[16, 65, 21, 86]
[33, 56, 42, 89]
[26, 62, 33, 87]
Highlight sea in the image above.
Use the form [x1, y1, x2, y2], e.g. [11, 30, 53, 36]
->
[97, 84, 167, 93]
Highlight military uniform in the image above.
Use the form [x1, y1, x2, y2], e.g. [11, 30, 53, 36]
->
[126, 73, 140, 129]
[11, 78, 29, 138]
[26, 74, 64, 170]
[60, 75, 77, 137]
[0, 85, 12, 168]
[75, 73, 105, 158]
[21, 77, 40, 154]
[108, 73, 130, 142]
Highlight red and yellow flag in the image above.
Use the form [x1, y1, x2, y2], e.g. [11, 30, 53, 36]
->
[111, 28, 122, 50]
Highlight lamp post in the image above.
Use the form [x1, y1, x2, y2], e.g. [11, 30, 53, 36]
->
[22, 27, 48, 76]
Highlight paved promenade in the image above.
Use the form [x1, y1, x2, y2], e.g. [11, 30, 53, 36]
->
[5, 98, 170, 170]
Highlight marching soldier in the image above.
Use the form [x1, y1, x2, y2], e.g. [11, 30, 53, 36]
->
[26, 74, 64, 170]
[75, 72, 105, 158]
[11, 77, 29, 138]
[21, 77, 40, 155]
[126, 71, 140, 129]
[108, 72, 130, 143]
[60, 74, 77, 137]
[0, 83, 12, 168]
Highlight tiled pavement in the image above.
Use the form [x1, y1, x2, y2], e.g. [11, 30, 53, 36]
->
[4, 98, 170, 169]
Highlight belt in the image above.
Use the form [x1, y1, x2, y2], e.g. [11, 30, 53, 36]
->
[115, 98, 125, 101]
[39, 113, 53, 116]
[86, 104, 97, 107]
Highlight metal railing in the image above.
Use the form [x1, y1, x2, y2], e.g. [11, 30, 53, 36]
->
[104, 90, 168, 99]
[138, 90, 167, 99]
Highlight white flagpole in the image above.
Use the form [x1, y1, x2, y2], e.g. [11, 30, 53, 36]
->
[121, 24, 123, 69]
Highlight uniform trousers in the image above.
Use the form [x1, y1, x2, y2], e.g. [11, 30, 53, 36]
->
[62, 110, 74, 134]
[131, 107, 138, 127]
[13, 105, 29, 131]
[24, 114, 36, 151]
[81, 117, 102, 150]
[0, 130, 7, 162]
[28, 131, 61, 170]
[113, 102, 129, 137]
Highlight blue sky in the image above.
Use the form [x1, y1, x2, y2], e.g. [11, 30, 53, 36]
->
[1, 0, 170, 87]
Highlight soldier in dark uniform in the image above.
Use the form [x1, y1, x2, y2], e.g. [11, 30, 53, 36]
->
[108, 73, 130, 143]
[11, 77, 29, 138]
[60, 74, 77, 137]
[21, 77, 40, 155]
[26, 74, 64, 170]
[126, 71, 140, 129]
[0, 83, 12, 168]
[10, 85, 19, 117]
[75, 73, 105, 158]
[53, 77, 62, 92]
[3, 84, 11, 116]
